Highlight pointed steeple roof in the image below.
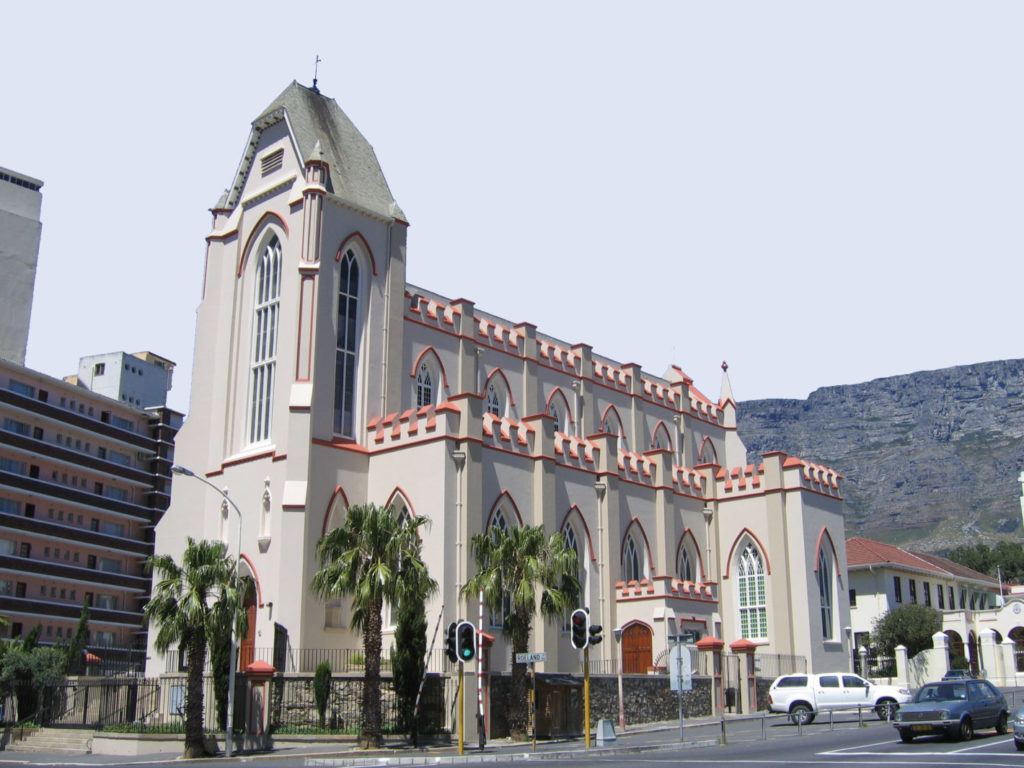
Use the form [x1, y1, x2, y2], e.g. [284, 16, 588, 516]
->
[719, 361, 734, 404]
[226, 81, 405, 222]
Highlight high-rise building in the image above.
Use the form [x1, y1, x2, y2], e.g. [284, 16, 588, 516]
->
[0, 355, 180, 670]
[0, 166, 43, 366]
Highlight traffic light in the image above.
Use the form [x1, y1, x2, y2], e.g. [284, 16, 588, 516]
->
[445, 621, 458, 663]
[570, 608, 589, 649]
[456, 620, 476, 662]
[589, 622, 603, 646]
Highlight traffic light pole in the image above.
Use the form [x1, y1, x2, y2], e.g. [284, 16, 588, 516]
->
[458, 660, 465, 756]
[584, 646, 591, 748]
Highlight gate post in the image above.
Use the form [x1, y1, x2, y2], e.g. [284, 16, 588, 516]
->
[729, 639, 758, 714]
[244, 660, 276, 751]
[696, 636, 725, 714]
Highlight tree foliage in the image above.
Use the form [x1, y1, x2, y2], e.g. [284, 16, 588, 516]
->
[0, 644, 67, 720]
[946, 541, 1024, 583]
[312, 504, 436, 749]
[65, 604, 90, 676]
[144, 537, 252, 759]
[871, 603, 942, 658]
[462, 524, 579, 741]
[392, 590, 427, 739]
[313, 661, 332, 729]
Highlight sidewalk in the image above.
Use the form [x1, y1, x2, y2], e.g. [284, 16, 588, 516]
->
[0, 716, 734, 765]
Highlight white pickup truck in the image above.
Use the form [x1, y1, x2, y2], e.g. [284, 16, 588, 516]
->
[768, 672, 912, 724]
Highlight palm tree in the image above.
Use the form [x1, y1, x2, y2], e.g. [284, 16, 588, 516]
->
[145, 538, 252, 759]
[312, 503, 436, 749]
[462, 524, 579, 740]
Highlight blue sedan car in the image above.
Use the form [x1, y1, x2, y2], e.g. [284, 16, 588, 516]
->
[893, 679, 1008, 742]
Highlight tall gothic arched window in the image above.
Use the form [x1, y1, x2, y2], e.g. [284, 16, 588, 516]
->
[485, 382, 502, 417]
[489, 510, 511, 627]
[817, 546, 834, 640]
[679, 547, 694, 583]
[415, 363, 433, 408]
[249, 236, 282, 444]
[624, 535, 641, 583]
[738, 543, 768, 640]
[334, 250, 360, 437]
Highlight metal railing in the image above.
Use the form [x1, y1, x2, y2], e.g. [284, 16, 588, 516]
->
[164, 647, 452, 675]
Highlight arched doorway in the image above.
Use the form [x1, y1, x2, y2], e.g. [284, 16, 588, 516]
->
[622, 623, 653, 674]
[945, 629, 965, 670]
[967, 631, 979, 675]
[1010, 627, 1024, 672]
[239, 590, 257, 670]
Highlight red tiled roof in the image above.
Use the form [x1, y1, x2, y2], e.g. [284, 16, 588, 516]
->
[846, 537, 999, 587]
[845, 537, 947, 575]
[911, 551, 999, 587]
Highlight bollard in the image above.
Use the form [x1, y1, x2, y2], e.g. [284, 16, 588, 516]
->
[720, 717, 728, 745]
[858, 705, 864, 728]
[797, 714, 803, 736]
[829, 709, 834, 731]
[761, 711, 767, 740]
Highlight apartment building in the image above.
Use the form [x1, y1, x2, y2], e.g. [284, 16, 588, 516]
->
[0, 355, 180, 666]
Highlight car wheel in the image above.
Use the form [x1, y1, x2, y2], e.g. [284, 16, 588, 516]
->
[789, 703, 814, 726]
[957, 717, 973, 741]
[875, 699, 897, 721]
[996, 711, 1008, 735]
[1015, 738, 1024, 752]
[898, 729, 914, 744]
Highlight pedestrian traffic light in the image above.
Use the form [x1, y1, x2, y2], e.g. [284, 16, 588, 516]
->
[589, 623, 603, 646]
[570, 608, 589, 649]
[445, 621, 458, 663]
[456, 620, 476, 662]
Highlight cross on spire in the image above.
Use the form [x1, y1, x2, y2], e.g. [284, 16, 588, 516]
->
[312, 55, 322, 93]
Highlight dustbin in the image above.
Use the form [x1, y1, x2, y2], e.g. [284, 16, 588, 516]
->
[725, 687, 736, 711]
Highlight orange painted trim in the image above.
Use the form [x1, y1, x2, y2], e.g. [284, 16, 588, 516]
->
[336, 231, 378, 276]
[485, 491, 524, 529]
[722, 528, 773, 580]
[559, 505, 598, 563]
[237, 212, 289, 277]
[320, 486, 351, 537]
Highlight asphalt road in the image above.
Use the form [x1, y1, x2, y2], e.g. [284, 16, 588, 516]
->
[4, 710, 1024, 768]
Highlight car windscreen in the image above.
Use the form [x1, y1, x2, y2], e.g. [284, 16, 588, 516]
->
[915, 684, 967, 703]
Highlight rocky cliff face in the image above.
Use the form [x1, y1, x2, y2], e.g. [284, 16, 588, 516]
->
[736, 359, 1024, 552]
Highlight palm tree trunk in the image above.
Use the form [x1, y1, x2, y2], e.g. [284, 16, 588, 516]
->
[184, 630, 210, 758]
[508, 616, 532, 740]
[361, 595, 384, 749]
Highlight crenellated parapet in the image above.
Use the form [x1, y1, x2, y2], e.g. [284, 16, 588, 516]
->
[616, 576, 716, 603]
[710, 455, 842, 499]
[782, 456, 842, 495]
[482, 412, 534, 453]
[367, 401, 461, 447]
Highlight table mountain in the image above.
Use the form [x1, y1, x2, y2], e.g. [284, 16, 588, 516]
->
[736, 359, 1024, 553]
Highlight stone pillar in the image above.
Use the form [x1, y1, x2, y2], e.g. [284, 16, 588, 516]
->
[1001, 639, 1017, 689]
[979, 628, 998, 681]
[244, 660, 275, 750]
[894, 644, 908, 686]
[729, 639, 757, 714]
[696, 636, 725, 714]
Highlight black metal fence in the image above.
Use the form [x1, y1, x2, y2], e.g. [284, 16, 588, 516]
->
[164, 647, 451, 675]
[35, 680, 160, 728]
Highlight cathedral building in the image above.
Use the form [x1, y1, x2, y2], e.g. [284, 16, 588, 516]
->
[147, 81, 851, 683]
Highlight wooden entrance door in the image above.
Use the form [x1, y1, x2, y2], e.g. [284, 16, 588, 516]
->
[622, 623, 652, 674]
[239, 600, 257, 670]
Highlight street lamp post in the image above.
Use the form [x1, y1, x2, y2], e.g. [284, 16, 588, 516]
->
[171, 465, 243, 758]
[613, 626, 625, 729]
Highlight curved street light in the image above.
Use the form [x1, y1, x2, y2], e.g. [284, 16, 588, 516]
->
[171, 465, 243, 758]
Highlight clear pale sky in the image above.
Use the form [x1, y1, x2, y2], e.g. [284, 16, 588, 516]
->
[3, 2, 1021, 415]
